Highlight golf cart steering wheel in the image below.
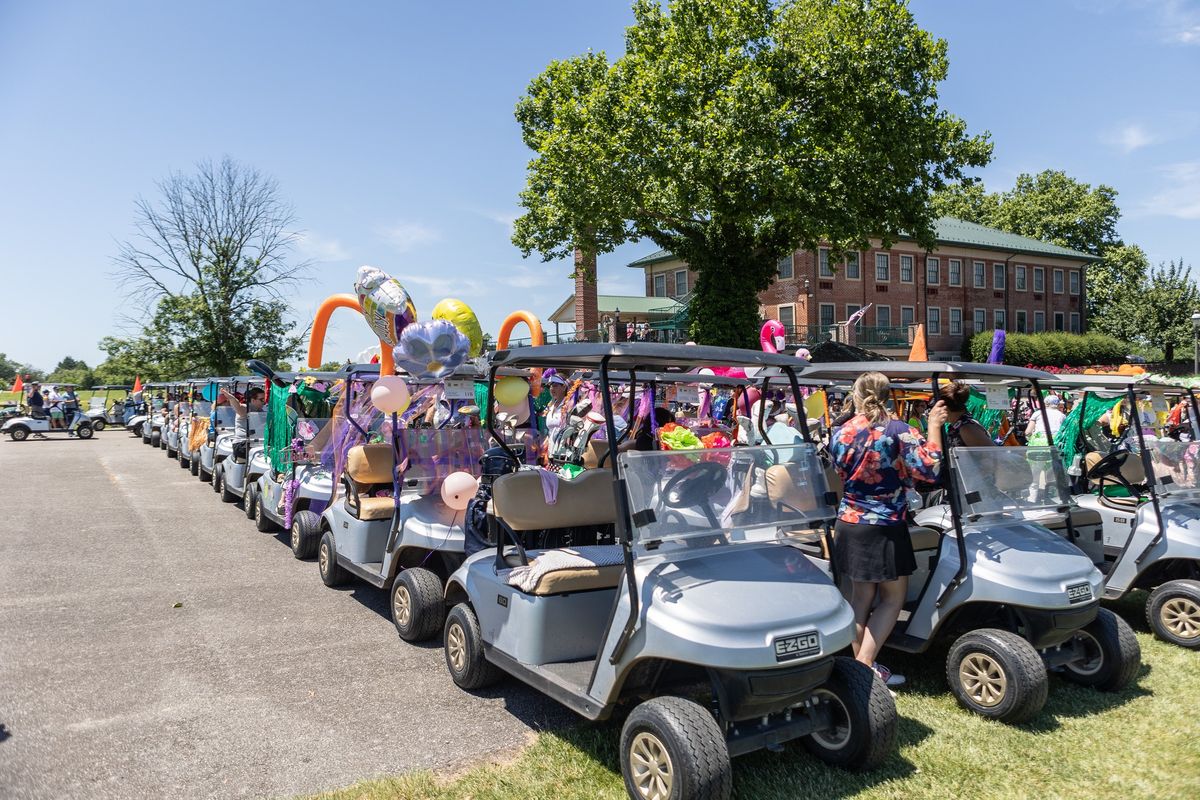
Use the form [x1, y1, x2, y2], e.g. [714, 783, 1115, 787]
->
[1087, 450, 1132, 487]
[662, 461, 728, 509]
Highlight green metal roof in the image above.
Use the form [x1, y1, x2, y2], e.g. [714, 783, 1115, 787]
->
[625, 216, 1100, 268]
[549, 293, 684, 324]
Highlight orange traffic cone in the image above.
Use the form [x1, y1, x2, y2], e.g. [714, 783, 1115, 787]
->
[908, 324, 927, 361]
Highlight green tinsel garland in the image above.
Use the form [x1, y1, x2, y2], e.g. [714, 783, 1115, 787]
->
[1056, 392, 1122, 467]
[266, 386, 296, 474]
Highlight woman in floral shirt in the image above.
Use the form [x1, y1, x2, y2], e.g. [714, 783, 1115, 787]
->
[831, 372, 945, 688]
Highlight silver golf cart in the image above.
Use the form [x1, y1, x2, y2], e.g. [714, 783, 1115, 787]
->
[802, 362, 1140, 724]
[211, 378, 268, 504]
[442, 343, 897, 800]
[83, 385, 133, 431]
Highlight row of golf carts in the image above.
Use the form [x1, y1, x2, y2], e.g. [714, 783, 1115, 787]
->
[126, 344, 1200, 800]
[1, 384, 138, 441]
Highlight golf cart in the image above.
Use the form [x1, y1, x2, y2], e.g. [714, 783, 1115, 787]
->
[211, 377, 268, 503]
[196, 378, 248, 482]
[247, 369, 341, 559]
[2, 393, 95, 441]
[179, 379, 216, 474]
[84, 385, 133, 431]
[317, 365, 498, 641]
[442, 343, 897, 800]
[1042, 374, 1200, 649]
[802, 362, 1140, 724]
[129, 383, 166, 443]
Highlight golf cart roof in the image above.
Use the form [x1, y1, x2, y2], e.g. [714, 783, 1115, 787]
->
[802, 361, 1053, 381]
[489, 342, 808, 372]
[1032, 374, 1151, 390]
[92, 384, 133, 390]
[584, 370, 756, 388]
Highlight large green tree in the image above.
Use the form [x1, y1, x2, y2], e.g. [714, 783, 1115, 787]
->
[512, 0, 991, 346]
[47, 356, 96, 388]
[1134, 260, 1200, 362]
[0, 354, 45, 384]
[109, 157, 307, 377]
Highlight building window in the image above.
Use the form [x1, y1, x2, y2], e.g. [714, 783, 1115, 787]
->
[1015, 265, 1027, 291]
[876, 305, 891, 328]
[900, 255, 914, 283]
[1016, 310, 1027, 333]
[1070, 270, 1081, 295]
[777, 254, 793, 279]
[818, 248, 834, 278]
[1034, 310, 1045, 332]
[653, 273, 666, 297]
[973, 260, 986, 288]
[927, 307, 941, 335]
[949, 307, 962, 335]
[993, 263, 1006, 290]
[948, 259, 962, 287]
[926, 257, 940, 285]
[778, 304, 795, 331]
[973, 308, 986, 334]
[901, 306, 915, 329]
[994, 309, 1006, 330]
[674, 269, 689, 297]
[875, 252, 890, 282]
[1053, 269, 1064, 294]
[819, 303, 836, 328]
[1054, 311, 1065, 331]
[1033, 267, 1045, 293]
[1070, 312, 1081, 332]
[845, 252, 860, 280]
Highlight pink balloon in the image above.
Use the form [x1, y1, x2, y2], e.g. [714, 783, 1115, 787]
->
[711, 366, 748, 379]
[370, 375, 411, 415]
[441, 470, 479, 511]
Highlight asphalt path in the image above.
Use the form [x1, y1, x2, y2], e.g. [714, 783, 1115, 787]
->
[0, 432, 569, 799]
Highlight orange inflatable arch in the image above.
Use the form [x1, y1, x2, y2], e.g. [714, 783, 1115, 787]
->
[497, 310, 544, 394]
[308, 293, 395, 374]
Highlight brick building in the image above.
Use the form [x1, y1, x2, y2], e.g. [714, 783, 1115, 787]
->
[625, 217, 1100, 357]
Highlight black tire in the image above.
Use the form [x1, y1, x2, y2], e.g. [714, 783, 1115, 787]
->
[946, 628, 1047, 723]
[10, 425, 29, 442]
[150, 430, 160, 447]
[1062, 607, 1142, 691]
[190, 454, 200, 476]
[166, 445, 176, 458]
[802, 657, 897, 770]
[254, 488, 277, 532]
[392, 567, 446, 642]
[620, 696, 731, 800]
[444, 603, 502, 690]
[219, 468, 238, 504]
[211, 464, 222, 493]
[199, 463, 212, 483]
[244, 484, 259, 520]
[289, 510, 321, 559]
[92, 419, 106, 432]
[159, 433, 166, 450]
[133, 423, 144, 438]
[318, 532, 349, 587]
[76, 424, 93, 440]
[179, 450, 190, 469]
[1146, 579, 1200, 649]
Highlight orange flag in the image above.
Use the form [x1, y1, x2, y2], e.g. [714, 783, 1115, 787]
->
[12, 375, 23, 393]
[908, 323, 927, 361]
[132, 376, 142, 393]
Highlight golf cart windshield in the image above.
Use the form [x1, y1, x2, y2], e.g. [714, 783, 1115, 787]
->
[1135, 439, 1200, 498]
[619, 442, 834, 556]
[212, 407, 237, 428]
[400, 428, 489, 494]
[952, 446, 1071, 519]
[245, 412, 267, 439]
[192, 401, 212, 417]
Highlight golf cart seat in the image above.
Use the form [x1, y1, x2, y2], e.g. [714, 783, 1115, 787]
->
[507, 545, 626, 595]
[344, 444, 396, 521]
[1084, 450, 1146, 494]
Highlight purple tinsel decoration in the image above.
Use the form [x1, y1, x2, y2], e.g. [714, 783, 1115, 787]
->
[987, 329, 1006, 365]
[283, 478, 300, 529]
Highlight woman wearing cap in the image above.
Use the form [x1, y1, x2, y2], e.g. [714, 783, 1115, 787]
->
[1025, 394, 1065, 444]
[541, 371, 570, 453]
[831, 372, 946, 689]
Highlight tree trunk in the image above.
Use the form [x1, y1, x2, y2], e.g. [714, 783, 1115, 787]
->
[687, 252, 770, 348]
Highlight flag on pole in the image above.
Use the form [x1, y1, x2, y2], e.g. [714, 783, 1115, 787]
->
[132, 376, 142, 393]
[12, 375, 23, 393]
[908, 324, 927, 361]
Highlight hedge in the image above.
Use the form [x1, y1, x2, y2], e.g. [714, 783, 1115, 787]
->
[967, 331, 1131, 367]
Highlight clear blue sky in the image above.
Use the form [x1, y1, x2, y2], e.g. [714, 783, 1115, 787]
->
[1, 0, 1197, 371]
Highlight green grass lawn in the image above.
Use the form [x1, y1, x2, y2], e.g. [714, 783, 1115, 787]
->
[311, 592, 1200, 800]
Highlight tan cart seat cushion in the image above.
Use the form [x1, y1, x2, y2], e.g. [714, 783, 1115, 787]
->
[1038, 508, 1104, 530]
[346, 443, 395, 484]
[354, 496, 396, 521]
[909, 526, 941, 551]
[492, 469, 617, 531]
[507, 545, 625, 595]
[1084, 451, 1146, 487]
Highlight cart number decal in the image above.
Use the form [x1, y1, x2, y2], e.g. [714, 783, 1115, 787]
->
[1066, 583, 1093, 604]
[773, 631, 820, 662]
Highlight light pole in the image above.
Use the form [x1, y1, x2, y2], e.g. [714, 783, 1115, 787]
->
[1192, 311, 1200, 374]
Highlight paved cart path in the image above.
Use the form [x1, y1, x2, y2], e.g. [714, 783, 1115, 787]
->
[0, 434, 569, 799]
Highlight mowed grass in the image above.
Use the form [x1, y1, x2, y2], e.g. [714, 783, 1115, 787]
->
[312, 591, 1200, 800]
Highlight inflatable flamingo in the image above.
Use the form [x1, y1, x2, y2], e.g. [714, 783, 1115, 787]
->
[760, 319, 786, 353]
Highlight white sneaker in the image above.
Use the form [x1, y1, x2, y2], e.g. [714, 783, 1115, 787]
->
[873, 662, 906, 688]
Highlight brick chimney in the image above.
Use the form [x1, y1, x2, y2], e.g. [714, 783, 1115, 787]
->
[574, 248, 599, 343]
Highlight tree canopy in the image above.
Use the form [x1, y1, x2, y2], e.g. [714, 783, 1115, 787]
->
[512, 0, 991, 346]
[103, 157, 307, 379]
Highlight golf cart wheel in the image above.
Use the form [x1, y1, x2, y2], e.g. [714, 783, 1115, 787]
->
[802, 657, 897, 770]
[77, 424, 93, 440]
[199, 465, 211, 483]
[620, 696, 731, 800]
[159, 434, 166, 450]
[290, 510, 321, 559]
[318, 532, 349, 587]
[444, 604, 502, 690]
[133, 423, 143, 438]
[179, 451, 190, 469]
[1061, 607, 1141, 691]
[150, 431, 160, 446]
[253, 490, 276, 532]
[244, 485, 259, 520]
[92, 419, 106, 431]
[10, 425, 29, 442]
[166, 445, 175, 458]
[392, 567, 445, 642]
[946, 628, 1047, 723]
[190, 455, 200, 476]
[211, 465, 222, 492]
[1147, 579, 1200, 648]
[219, 470, 238, 504]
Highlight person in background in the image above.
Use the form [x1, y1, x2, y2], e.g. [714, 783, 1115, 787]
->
[1025, 394, 1065, 443]
[45, 388, 64, 429]
[27, 382, 44, 416]
[541, 372, 570, 451]
[905, 399, 928, 433]
[831, 372, 946, 690]
[938, 381, 993, 447]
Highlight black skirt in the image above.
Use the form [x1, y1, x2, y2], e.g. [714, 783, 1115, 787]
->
[833, 520, 917, 582]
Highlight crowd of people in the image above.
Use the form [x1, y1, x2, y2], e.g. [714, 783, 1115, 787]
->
[16, 381, 81, 431]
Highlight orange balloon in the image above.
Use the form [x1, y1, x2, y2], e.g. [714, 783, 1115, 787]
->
[497, 310, 545, 394]
[308, 293, 395, 374]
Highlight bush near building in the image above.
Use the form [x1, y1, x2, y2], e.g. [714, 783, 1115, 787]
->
[967, 331, 1131, 367]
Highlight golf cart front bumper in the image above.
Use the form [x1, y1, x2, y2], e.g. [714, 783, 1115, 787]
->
[1018, 601, 1099, 649]
[710, 657, 835, 724]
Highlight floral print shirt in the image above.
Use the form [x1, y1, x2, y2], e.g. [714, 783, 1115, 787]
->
[831, 415, 943, 525]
